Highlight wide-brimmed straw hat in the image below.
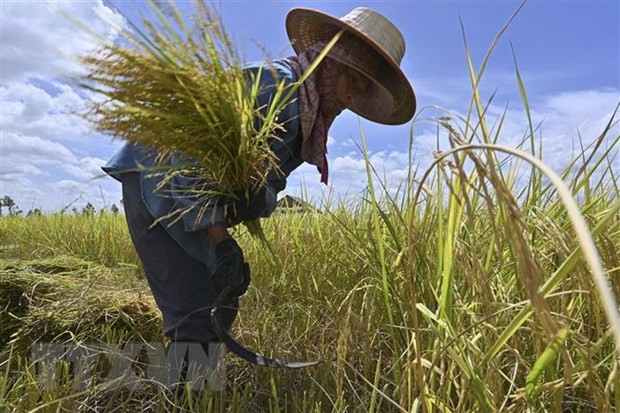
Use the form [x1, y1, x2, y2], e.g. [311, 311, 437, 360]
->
[286, 7, 416, 125]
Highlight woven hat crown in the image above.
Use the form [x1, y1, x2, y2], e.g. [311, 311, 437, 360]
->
[340, 8, 406, 67]
[286, 7, 416, 125]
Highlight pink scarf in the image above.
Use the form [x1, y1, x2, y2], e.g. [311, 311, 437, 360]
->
[286, 49, 346, 185]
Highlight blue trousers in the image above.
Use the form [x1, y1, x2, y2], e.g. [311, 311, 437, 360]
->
[121, 172, 238, 343]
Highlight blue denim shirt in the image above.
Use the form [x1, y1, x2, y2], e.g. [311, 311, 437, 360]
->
[102, 59, 303, 269]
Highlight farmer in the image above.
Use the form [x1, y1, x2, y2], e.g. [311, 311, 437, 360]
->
[103, 7, 415, 367]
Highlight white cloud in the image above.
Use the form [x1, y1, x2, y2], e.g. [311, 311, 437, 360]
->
[282, 88, 619, 205]
[0, 175, 47, 212]
[0, 132, 120, 211]
[1, 164, 44, 178]
[2, 133, 77, 164]
[340, 138, 357, 148]
[1, 82, 93, 143]
[61, 157, 107, 180]
[544, 90, 618, 119]
[0, 1, 126, 212]
[331, 150, 411, 177]
[284, 147, 414, 206]
[483, 89, 620, 172]
[1, 0, 125, 82]
[48, 179, 116, 210]
[327, 135, 336, 147]
[332, 155, 366, 173]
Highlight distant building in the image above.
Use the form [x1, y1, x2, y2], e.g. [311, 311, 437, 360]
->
[276, 195, 320, 214]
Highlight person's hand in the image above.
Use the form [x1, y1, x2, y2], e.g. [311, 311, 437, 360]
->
[226, 185, 276, 225]
[213, 238, 251, 299]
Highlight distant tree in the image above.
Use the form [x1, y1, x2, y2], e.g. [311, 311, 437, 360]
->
[2, 196, 14, 215]
[27, 208, 42, 217]
[82, 202, 95, 216]
[110, 204, 120, 214]
[1, 196, 21, 216]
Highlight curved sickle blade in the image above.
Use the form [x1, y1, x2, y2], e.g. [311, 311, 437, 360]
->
[211, 291, 321, 368]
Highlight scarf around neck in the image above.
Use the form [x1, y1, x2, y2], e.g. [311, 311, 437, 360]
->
[285, 47, 346, 185]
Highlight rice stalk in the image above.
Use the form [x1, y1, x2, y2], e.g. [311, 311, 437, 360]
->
[413, 142, 620, 357]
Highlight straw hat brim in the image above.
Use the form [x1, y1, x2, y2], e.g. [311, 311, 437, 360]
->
[286, 8, 416, 125]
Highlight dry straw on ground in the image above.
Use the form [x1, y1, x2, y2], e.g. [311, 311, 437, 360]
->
[0, 256, 162, 358]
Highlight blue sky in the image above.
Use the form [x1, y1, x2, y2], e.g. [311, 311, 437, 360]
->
[1, 0, 618, 212]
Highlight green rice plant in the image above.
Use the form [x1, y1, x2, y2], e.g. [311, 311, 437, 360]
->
[0, 212, 140, 268]
[1, 133, 618, 411]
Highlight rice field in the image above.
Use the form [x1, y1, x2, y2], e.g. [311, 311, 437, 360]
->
[1, 109, 619, 412]
[1, 3, 619, 412]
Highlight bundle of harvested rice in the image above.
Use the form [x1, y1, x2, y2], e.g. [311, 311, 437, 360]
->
[8, 292, 162, 357]
[0, 257, 162, 357]
[73, 0, 325, 227]
[0, 257, 87, 349]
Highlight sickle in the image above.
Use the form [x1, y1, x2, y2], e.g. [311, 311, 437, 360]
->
[210, 289, 321, 368]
